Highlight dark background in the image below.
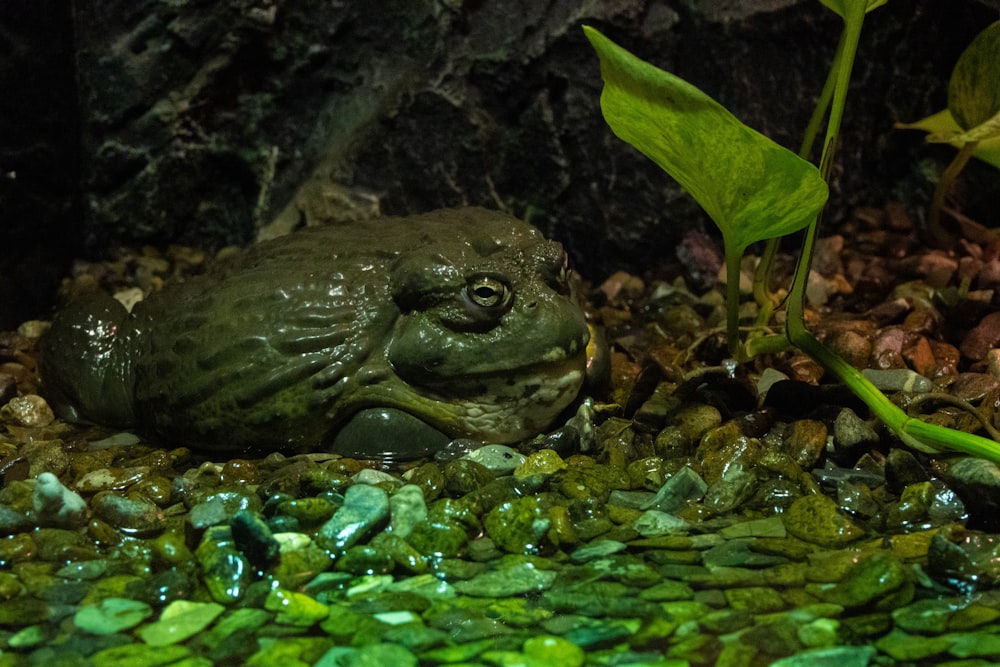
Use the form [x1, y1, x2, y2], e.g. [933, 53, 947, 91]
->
[2, 0, 998, 328]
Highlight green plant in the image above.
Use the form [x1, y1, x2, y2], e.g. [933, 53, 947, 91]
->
[583, 2, 1000, 463]
[896, 20, 1000, 247]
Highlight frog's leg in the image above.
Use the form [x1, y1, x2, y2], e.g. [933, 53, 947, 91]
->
[329, 407, 450, 460]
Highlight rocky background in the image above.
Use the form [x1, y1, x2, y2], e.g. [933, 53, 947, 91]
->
[2, 0, 999, 328]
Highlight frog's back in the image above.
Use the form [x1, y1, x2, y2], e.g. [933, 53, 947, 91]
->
[39, 208, 587, 454]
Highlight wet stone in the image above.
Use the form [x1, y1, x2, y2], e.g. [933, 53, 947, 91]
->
[405, 520, 468, 558]
[196, 526, 252, 604]
[633, 510, 689, 537]
[522, 635, 585, 667]
[91, 492, 163, 537]
[557, 463, 630, 502]
[265, 587, 329, 626]
[885, 447, 930, 493]
[231, 509, 279, 569]
[702, 466, 758, 514]
[514, 449, 567, 479]
[484, 496, 551, 555]
[452, 558, 558, 597]
[0, 503, 30, 536]
[443, 459, 495, 495]
[138, 599, 225, 647]
[90, 643, 192, 667]
[960, 310, 1000, 361]
[75, 466, 151, 493]
[273, 497, 337, 527]
[74, 597, 153, 635]
[316, 483, 389, 552]
[819, 551, 912, 610]
[335, 544, 394, 575]
[388, 484, 427, 539]
[697, 422, 765, 485]
[1, 394, 54, 427]
[875, 628, 951, 661]
[950, 372, 999, 401]
[783, 494, 864, 548]
[674, 404, 723, 443]
[831, 409, 879, 460]
[369, 532, 427, 574]
[928, 526, 1000, 589]
[404, 463, 445, 501]
[836, 480, 879, 518]
[32, 527, 100, 562]
[939, 456, 1000, 520]
[569, 539, 627, 563]
[782, 419, 827, 469]
[641, 465, 707, 513]
[462, 444, 526, 475]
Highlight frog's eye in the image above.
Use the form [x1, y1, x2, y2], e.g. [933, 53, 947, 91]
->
[466, 275, 512, 310]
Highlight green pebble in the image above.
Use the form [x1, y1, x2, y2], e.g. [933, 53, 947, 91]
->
[335, 544, 395, 575]
[638, 579, 694, 602]
[769, 646, 875, 667]
[276, 497, 337, 525]
[0, 597, 49, 625]
[90, 643, 192, 667]
[514, 449, 567, 478]
[247, 637, 335, 667]
[406, 520, 468, 557]
[138, 600, 225, 646]
[479, 650, 548, 667]
[345, 642, 419, 667]
[370, 533, 427, 574]
[821, 551, 912, 609]
[453, 560, 557, 598]
[265, 588, 330, 626]
[7, 624, 49, 648]
[484, 496, 551, 555]
[320, 604, 388, 644]
[196, 526, 252, 604]
[875, 628, 951, 661]
[419, 638, 494, 663]
[949, 631, 1000, 658]
[74, 597, 153, 635]
[523, 635, 585, 667]
[724, 586, 786, 613]
[782, 494, 864, 548]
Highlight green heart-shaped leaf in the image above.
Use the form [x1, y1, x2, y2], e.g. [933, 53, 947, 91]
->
[583, 26, 828, 253]
[949, 21, 1000, 131]
[897, 109, 1000, 169]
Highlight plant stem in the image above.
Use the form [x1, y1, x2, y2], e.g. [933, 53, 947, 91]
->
[786, 322, 1000, 462]
[781, 10, 1000, 463]
[725, 239, 745, 360]
[799, 31, 843, 161]
[752, 238, 779, 325]
[926, 139, 980, 247]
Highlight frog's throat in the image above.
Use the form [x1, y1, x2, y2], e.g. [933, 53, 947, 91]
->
[336, 358, 586, 444]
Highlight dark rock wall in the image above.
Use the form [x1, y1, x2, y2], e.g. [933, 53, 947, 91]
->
[0, 0, 80, 328]
[1, 0, 998, 323]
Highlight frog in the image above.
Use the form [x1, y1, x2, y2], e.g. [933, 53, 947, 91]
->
[39, 207, 592, 459]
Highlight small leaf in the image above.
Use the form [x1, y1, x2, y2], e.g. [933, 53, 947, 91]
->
[583, 26, 827, 253]
[949, 21, 1000, 131]
[817, 0, 887, 19]
[897, 109, 1000, 169]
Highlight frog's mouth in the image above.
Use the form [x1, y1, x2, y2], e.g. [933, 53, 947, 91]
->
[352, 356, 587, 444]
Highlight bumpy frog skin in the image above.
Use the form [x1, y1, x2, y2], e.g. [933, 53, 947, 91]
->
[39, 208, 591, 457]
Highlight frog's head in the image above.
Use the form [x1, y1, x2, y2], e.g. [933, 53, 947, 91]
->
[382, 210, 590, 443]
